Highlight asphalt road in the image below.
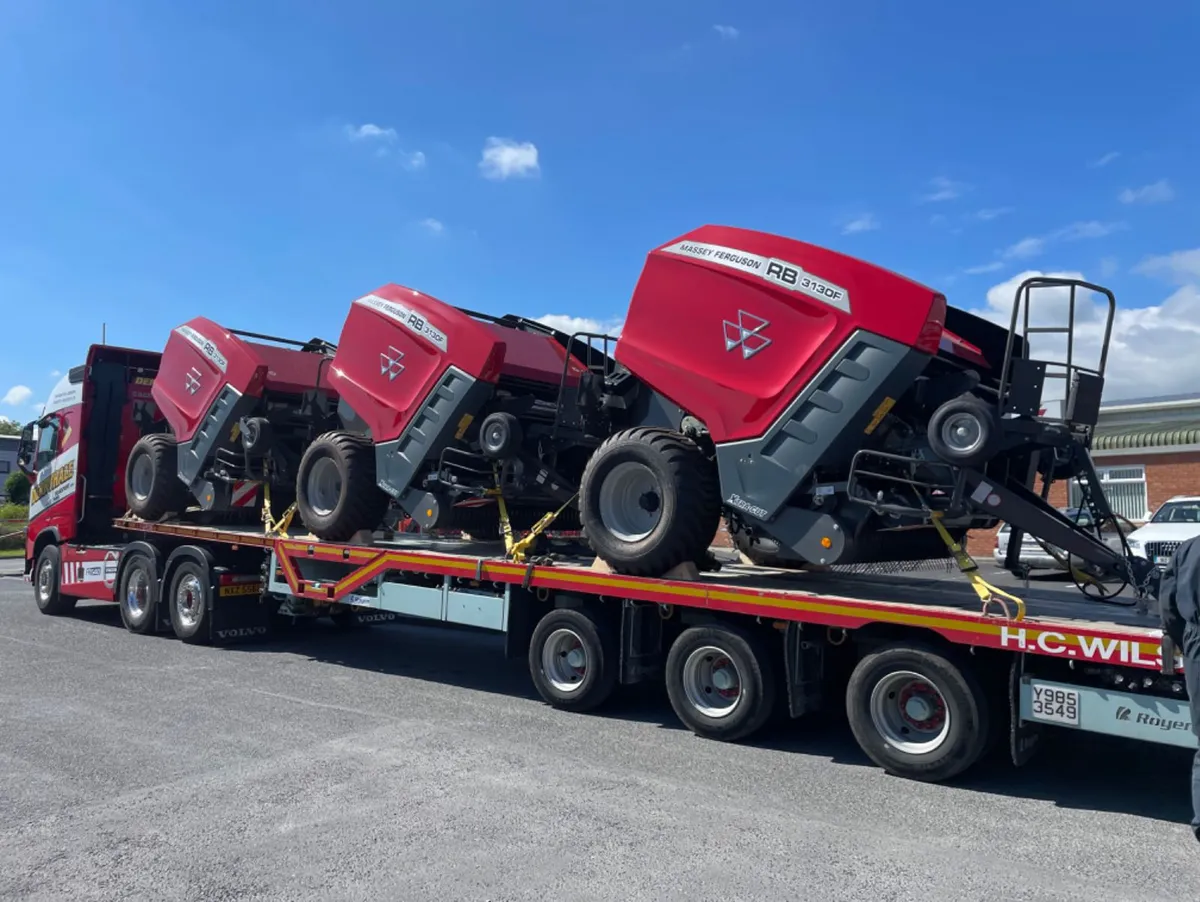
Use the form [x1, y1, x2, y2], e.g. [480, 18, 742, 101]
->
[1, 576, 1199, 902]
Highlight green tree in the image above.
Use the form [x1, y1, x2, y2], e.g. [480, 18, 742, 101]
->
[0, 418, 20, 436]
[4, 470, 29, 505]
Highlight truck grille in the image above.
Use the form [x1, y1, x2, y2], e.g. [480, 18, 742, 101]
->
[1144, 541, 1181, 563]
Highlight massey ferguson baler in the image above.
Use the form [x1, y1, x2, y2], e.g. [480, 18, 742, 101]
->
[127, 223, 1153, 602]
[125, 321, 340, 522]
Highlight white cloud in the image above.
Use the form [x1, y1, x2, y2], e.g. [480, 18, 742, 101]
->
[49, 370, 60, 378]
[1089, 151, 1120, 168]
[3, 385, 32, 406]
[1003, 236, 1045, 259]
[970, 207, 1014, 222]
[1118, 179, 1174, 205]
[419, 217, 445, 235]
[713, 24, 739, 39]
[479, 137, 540, 180]
[1099, 256, 1118, 278]
[1133, 248, 1200, 285]
[964, 261, 1003, 275]
[970, 262, 1200, 402]
[999, 220, 1125, 260]
[841, 213, 879, 235]
[344, 123, 424, 169]
[345, 123, 397, 142]
[918, 176, 969, 203]
[536, 314, 624, 338]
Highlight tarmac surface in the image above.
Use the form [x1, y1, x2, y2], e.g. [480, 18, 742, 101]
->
[1, 568, 1199, 901]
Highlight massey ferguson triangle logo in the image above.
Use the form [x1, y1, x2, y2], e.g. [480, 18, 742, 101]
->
[380, 346, 406, 381]
[723, 310, 772, 359]
[185, 367, 201, 395]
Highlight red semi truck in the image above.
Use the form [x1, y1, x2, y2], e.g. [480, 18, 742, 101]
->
[12, 340, 1196, 784]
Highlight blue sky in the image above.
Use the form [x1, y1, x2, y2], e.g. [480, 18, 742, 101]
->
[2, 0, 1198, 422]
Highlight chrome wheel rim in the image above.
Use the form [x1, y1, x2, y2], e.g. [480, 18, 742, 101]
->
[541, 628, 588, 693]
[869, 670, 951, 754]
[37, 556, 54, 603]
[175, 573, 204, 629]
[940, 412, 984, 456]
[306, 457, 343, 517]
[681, 645, 743, 719]
[597, 462, 662, 542]
[125, 568, 150, 620]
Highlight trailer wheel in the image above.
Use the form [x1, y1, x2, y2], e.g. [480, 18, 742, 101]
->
[846, 643, 990, 783]
[295, 431, 391, 541]
[167, 560, 211, 644]
[665, 624, 776, 742]
[579, 427, 718, 576]
[528, 608, 618, 712]
[118, 552, 157, 634]
[927, 395, 1000, 468]
[33, 544, 75, 616]
[125, 434, 190, 520]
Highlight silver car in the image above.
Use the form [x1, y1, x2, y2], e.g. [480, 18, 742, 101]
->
[992, 507, 1126, 570]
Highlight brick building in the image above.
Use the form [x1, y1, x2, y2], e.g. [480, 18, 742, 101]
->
[966, 392, 1200, 556]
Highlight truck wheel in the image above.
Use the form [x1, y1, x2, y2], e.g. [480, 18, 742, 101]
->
[579, 427, 719, 576]
[665, 623, 776, 742]
[295, 432, 391, 541]
[125, 434, 190, 520]
[528, 607, 618, 712]
[927, 395, 1000, 468]
[167, 560, 211, 644]
[118, 552, 158, 634]
[33, 544, 75, 616]
[846, 642, 990, 783]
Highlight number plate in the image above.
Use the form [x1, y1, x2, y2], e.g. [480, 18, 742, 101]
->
[1155, 555, 1171, 565]
[1029, 681, 1080, 726]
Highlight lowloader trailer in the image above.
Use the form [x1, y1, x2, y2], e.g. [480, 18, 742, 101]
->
[14, 339, 1193, 786]
[24, 511, 1195, 784]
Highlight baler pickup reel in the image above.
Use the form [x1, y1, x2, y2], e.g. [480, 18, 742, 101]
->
[848, 277, 1155, 605]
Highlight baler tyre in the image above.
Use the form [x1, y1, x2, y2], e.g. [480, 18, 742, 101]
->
[528, 607, 618, 713]
[118, 552, 157, 634]
[579, 427, 718, 577]
[479, 411, 523, 459]
[845, 642, 990, 783]
[665, 624, 776, 743]
[295, 432, 391, 542]
[167, 560, 211, 644]
[33, 544, 75, 616]
[927, 395, 1000, 469]
[125, 434, 190, 520]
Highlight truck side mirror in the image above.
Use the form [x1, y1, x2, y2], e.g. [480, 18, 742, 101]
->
[16, 421, 36, 478]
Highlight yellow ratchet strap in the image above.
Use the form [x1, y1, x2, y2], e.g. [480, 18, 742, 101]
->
[931, 512, 1026, 621]
[262, 482, 297, 538]
[488, 465, 572, 563]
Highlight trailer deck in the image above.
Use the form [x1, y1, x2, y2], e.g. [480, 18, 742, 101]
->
[108, 516, 1169, 673]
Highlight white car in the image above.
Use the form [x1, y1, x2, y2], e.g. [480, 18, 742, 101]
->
[993, 507, 1125, 570]
[1124, 496, 1200, 566]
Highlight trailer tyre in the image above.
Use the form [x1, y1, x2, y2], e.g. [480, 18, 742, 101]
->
[118, 552, 157, 634]
[295, 431, 391, 542]
[579, 427, 719, 577]
[167, 560, 211, 644]
[846, 643, 990, 783]
[665, 624, 776, 742]
[528, 608, 618, 713]
[33, 544, 75, 616]
[125, 434, 190, 520]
